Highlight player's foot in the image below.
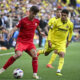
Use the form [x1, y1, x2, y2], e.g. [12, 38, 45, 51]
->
[45, 52, 50, 56]
[37, 52, 40, 56]
[0, 68, 5, 74]
[46, 64, 54, 68]
[56, 72, 62, 76]
[37, 50, 41, 56]
[33, 74, 40, 79]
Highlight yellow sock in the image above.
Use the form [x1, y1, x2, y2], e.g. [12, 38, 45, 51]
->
[57, 57, 64, 72]
[38, 50, 44, 55]
[48, 53, 57, 64]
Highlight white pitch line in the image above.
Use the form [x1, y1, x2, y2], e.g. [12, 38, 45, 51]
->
[0, 47, 43, 56]
[0, 52, 14, 56]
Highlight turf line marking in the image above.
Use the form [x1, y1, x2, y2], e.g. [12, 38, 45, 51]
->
[0, 47, 43, 56]
[0, 52, 14, 56]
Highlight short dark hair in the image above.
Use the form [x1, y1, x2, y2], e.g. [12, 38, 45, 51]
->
[30, 6, 39, 14]
[57, 8, 62, 11]
[61, 9, 69, 15]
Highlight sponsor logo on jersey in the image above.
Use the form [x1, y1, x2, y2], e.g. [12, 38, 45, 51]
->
[35, 23, 38, 26]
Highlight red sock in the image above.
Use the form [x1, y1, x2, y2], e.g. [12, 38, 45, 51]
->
[3, 56, 16, 69]
[32, 57, 38, 73]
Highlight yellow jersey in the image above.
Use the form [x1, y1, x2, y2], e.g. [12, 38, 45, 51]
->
[50, 18, 73, 44]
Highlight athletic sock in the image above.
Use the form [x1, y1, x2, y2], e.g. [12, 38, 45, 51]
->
[3, 56, 16, 69]
[32, 57, 38, 73]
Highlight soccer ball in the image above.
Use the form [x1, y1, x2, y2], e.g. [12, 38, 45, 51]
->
[13, 68, 24, 79]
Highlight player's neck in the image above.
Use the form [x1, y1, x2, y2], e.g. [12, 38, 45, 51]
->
[61, 19, 67, 24]
[56, 16, 60, 19]
[28, 16, 34, 21]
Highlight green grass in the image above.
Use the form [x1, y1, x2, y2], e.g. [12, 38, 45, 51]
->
[0, 42, 80, 80]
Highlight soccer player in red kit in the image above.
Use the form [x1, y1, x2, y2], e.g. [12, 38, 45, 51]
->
[0, 6, 42, 79]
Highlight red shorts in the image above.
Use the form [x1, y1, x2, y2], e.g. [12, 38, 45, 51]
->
[15, 41, 36, 52]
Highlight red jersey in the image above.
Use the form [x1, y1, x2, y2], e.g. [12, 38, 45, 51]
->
[16, 17, 39, 43]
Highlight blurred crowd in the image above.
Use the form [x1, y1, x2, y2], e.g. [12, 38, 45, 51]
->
[0, 0, 80, 50]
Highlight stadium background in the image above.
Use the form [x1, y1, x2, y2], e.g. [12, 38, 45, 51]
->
[0, 0, 80, 80]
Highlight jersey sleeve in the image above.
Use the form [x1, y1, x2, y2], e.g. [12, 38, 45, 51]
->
[48, 18, 53, 27]
[48, 18, 55, 27]
[48, 17, 57, 29]
[68, 22, 73, 41]
[47, 29, 51, 40]
[47, 19, 57, 41]
[47, 18, 53, 40]
[16, 19, 22, 28]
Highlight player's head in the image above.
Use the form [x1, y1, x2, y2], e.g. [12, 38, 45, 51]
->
[61, 9, 69, 22]
[29, 6, 39, 20]
[56, 8, 62, 18]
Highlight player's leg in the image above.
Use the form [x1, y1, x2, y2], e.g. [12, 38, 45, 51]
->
[56, 52, 65, 76]
[0, 51, 23, 74]
[37, 49, 52, 56]
[44, 41, 56, 56]
[37, 40, 48, 56]
[29, 48, 39, 79]
[37, 49, 44, 56]
[46, 50, 58, 68]
[0, 42, 24, 74]
[27, 43, 39, 79]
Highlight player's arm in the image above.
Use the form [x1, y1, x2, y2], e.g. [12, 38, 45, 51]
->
[36, 26, 45, 36]
[47, 19, 56, 48]
[47, 30, 51, 40]
[48, 18, 53, 27]
[2, 28, 8, 34]
[8, 19, 22, 40]
[8, 26, 19, 40]
[47, 19, 53, 48]
[36, 26, 42, 34]
[66, 23, 73, 47]
[47, 17, 55, 39]
[44, 24, 49, 36]
[47, 18, 53, 37]
[47, 29, 52, 48]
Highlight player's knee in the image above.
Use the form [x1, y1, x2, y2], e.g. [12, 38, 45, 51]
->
[33, 54, 37, 58]
[17, 53, 22, 58]
[32, 50, 37, 57]
[54, 50, 58, 54]
[59, 52, 65, 57]
[14, 51, 22, 59]
[30, 49, 37, 57]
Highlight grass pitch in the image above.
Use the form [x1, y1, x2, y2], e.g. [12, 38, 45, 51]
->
[0, 42, 80, 80]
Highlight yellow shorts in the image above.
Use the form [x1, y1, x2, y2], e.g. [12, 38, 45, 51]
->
[44, 41, 66, 53]
[54, 43, 66, 53]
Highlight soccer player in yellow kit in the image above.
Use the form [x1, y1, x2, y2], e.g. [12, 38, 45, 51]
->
[47, 9, 73, 76]
[37, 8, 62, 56]
[48, 9, 62, 41]
[38, 9, 73, 76]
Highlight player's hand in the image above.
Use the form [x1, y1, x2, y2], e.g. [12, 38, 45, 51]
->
[7, 32, 13, 41]
[48, 40, 52, 48]
[66, 41, 70, 48]
[40, 32, 45, 36]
